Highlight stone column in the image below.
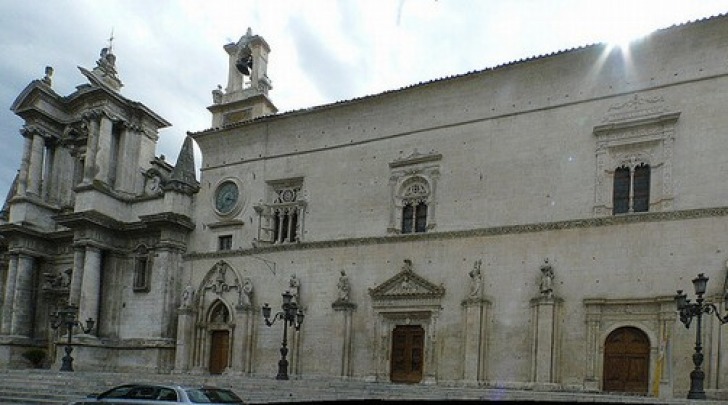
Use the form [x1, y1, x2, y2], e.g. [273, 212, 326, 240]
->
[78, 246, 101, 335]
[16, 136, 32, 196]
[1, 255, 19, 334]
[11, 255, 36, 336]
[462, 298, 490, 382]
[69, 247, 85, 307]
[332, 301, 357, 378]
[27, 133, 44, 196]
[82, 117, 100, 184]
[530, 295, 562, 385]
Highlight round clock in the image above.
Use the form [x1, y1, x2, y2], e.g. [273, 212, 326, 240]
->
[214, 181, 239, 215]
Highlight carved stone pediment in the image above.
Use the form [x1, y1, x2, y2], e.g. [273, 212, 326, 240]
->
[369, 260, 445, 307]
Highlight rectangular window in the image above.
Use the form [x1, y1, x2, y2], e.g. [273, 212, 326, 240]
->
[218, 235, 233, 251]
[133, 253, 150, 292]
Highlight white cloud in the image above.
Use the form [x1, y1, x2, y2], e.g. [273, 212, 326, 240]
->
[0, 0, 727, 201]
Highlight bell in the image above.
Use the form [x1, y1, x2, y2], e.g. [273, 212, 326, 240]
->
[235, 55, 253, 76]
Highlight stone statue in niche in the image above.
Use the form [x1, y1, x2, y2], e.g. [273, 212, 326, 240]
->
[539, 258, 554, 298]
[240, 278, 254, 306]
[337, 270, 350, 302]
[402, 259, 413, 273]
[468, 259, 483, 298]
[289, 273, 301, 303]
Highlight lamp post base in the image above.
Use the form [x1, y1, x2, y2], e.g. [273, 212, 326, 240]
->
[687, 369, 706, 399]
[276, 358, 289, 380]
[59, 346, 74, 372]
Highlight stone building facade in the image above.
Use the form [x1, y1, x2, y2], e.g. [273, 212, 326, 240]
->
[2, 17, 728, 399]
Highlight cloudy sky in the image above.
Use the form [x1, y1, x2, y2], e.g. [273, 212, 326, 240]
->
[1, 0, 728, 201]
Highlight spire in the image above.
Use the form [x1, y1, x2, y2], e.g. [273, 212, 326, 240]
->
[165, 136, 200, 195]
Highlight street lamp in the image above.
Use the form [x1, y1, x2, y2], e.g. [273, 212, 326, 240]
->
[262, 290, 304, 380]
[675, 273, 728, 399]
[49, 305, 94, 372]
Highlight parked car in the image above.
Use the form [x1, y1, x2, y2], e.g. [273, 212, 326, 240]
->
[67, 383, 245, 404]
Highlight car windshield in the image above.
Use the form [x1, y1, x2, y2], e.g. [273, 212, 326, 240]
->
[185, 388, 243, 404]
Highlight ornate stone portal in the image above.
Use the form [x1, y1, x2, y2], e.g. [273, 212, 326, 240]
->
[175, 260, 256, 375]
[369, 260, 445, 384]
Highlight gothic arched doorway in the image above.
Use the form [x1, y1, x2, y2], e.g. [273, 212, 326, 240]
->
[207, 301, 231, 375]
[390, 325, 424, 383]
[602, 326, 650, 394]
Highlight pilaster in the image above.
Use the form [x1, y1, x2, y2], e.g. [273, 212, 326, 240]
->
[174, 307, 195, 372]
[530, 295, 562, 385]
[332, 301, 357, 378]
[462, 297, 490, 383]
[231, 305, 255, 374]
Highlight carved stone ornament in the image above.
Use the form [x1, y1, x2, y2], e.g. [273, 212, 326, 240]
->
[202, 260, 243, 298]
[369, 259, 445, 306]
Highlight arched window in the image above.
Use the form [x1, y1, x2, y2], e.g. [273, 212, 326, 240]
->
[400, 178, 430, 234]
[612, 163, 650, 215]
[133, 245, 151, 292]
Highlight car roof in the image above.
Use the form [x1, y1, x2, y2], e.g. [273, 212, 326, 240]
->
[113, 383, 232, 390]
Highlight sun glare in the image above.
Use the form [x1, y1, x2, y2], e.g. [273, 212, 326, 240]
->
[603, 17, 662, 50]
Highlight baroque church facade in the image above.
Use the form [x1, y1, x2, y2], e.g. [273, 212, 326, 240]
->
[2, 16, 728, 399]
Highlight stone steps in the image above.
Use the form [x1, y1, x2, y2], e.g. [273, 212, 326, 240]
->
[0, 369, 724, 404]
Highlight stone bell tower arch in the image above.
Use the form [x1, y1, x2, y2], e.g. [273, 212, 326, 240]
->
[209, 28, 277, 127]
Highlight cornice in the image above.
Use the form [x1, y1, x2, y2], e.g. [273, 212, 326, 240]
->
[185, 206, 728, 259]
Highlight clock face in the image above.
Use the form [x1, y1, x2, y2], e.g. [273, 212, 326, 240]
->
[215, 181, 239, 214]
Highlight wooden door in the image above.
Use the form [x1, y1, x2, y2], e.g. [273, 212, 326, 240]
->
[603, 327, 650, 394]
[390, 325, 424, 383]
[209, 330, 229, 375]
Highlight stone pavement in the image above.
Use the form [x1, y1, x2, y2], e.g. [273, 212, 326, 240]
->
[0, 369, 724, 404]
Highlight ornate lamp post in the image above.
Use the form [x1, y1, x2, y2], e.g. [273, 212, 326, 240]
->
[675, 273, 728, 399]
[49, 305, 94, 372]
[262, 290, 304, 380]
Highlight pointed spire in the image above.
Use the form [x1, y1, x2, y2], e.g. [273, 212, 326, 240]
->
[165, 136, 199, 195]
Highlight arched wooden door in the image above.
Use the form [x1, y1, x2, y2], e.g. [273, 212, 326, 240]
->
[390, 325, 424, 383]
[603, 327, 650, 394]
[209, 330, 230, 375]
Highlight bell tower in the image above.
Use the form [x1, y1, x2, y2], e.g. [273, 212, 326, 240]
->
[208, 28, 277, 127]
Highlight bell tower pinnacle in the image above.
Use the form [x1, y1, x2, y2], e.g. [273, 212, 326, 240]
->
[208, 28, 277, 127]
